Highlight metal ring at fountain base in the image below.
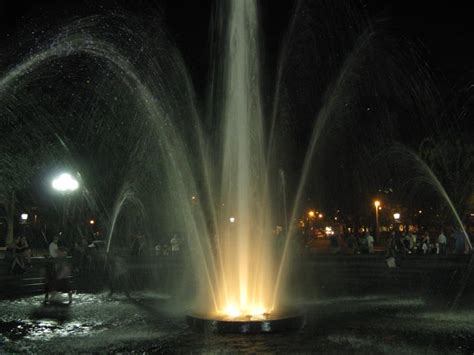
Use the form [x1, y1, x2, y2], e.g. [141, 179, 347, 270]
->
[186, 314, 304, 333]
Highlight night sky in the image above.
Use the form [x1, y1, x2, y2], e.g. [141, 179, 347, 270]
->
[2, 0, 474, 91]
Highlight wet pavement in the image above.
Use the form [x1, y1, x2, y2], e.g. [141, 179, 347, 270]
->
[0, 292, 473, 353]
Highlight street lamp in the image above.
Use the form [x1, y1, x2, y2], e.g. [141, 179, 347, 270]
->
[52, 172, 80, 244]
[374, 200, 381, 240]
[393, 213, 400, 220]
[52, 173, 79, 192]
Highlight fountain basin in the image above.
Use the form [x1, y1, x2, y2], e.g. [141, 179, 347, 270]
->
[186, 313, 304, 333]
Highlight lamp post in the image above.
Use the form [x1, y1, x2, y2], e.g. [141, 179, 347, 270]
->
[52, 173, 79, 245]
[20, 213, 28, 237]
[374, 200, 381, 241]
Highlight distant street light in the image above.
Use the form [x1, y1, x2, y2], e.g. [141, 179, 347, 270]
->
[89, 219, 95, 225]
[374, 200, 381, 240]
[393, 213, 400, 220]
[308, 210, 315, 219]
[20, 213, 29, 221]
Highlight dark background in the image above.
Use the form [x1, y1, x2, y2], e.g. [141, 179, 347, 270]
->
[1, 0, 474, 94]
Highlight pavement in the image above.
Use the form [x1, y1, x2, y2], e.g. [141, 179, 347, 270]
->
[1, 292, 473, 353]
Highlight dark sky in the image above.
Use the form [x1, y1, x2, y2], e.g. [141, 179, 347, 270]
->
[1, 0, 474, 88]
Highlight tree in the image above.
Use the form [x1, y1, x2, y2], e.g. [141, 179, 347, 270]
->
[420, 137, 474, 221]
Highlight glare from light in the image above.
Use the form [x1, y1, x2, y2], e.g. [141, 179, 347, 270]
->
[374, 200, 381, 208]
[223, 304, 241, 318]
[20, 213, 28, 221]
[393, 213, 400, 220]
[249, 305, 265, 316]
[229, 217, 236, 223]
[52, 173, 79, 192]
[318, 213, 323, 218]
[308, 210, 315, 218]
[89, 219, 95, 225]
[221, 303, 268, 319]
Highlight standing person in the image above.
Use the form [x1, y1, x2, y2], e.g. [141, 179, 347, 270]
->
[346, 233, 357, 255]
[438, 230, 447, 255]
[329, 233, 340, 254]
[170, 234, 180, 256]
[107, 252, 131, 298]
[138, 235, 147, 256]
[359, 232, 369, 254]
[410, 232, 418, 254]
[44, 250, 73, 304]
[366, 231, 375, 254]
[385, 231, 396, 257]
[403, 232, 411, 253]
[10, 236, 26, 274]
[421, 233, 430, 254]
[73, 236, 90, 272]
[396, 233, 408, 257]
[454, 227, 467, 255]
[19, 236, 32, 266]
[385, 231, 397, 268]
[49, 235, 60, 258]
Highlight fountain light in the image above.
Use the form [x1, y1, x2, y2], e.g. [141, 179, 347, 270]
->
[221, 304, 268, 320]
[223, 304, 241, 318]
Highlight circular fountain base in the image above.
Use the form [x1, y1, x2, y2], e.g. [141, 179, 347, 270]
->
[186, 314, 304, 334]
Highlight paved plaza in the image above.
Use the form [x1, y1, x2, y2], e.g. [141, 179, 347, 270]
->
[1, 293, 473, 353]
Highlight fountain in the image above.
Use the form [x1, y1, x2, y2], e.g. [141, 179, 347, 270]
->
[184, 0, 302, 332]
[1, 0, 472, 341]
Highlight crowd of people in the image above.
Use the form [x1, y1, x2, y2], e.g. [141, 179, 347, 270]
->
[298, 225, 472, 257]
[3, 224, 470, 303]
[385, 227, 469, 257]
[154, 234, 181, 257]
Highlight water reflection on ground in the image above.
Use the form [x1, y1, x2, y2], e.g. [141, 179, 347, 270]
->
[0, 293, 473, 353]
